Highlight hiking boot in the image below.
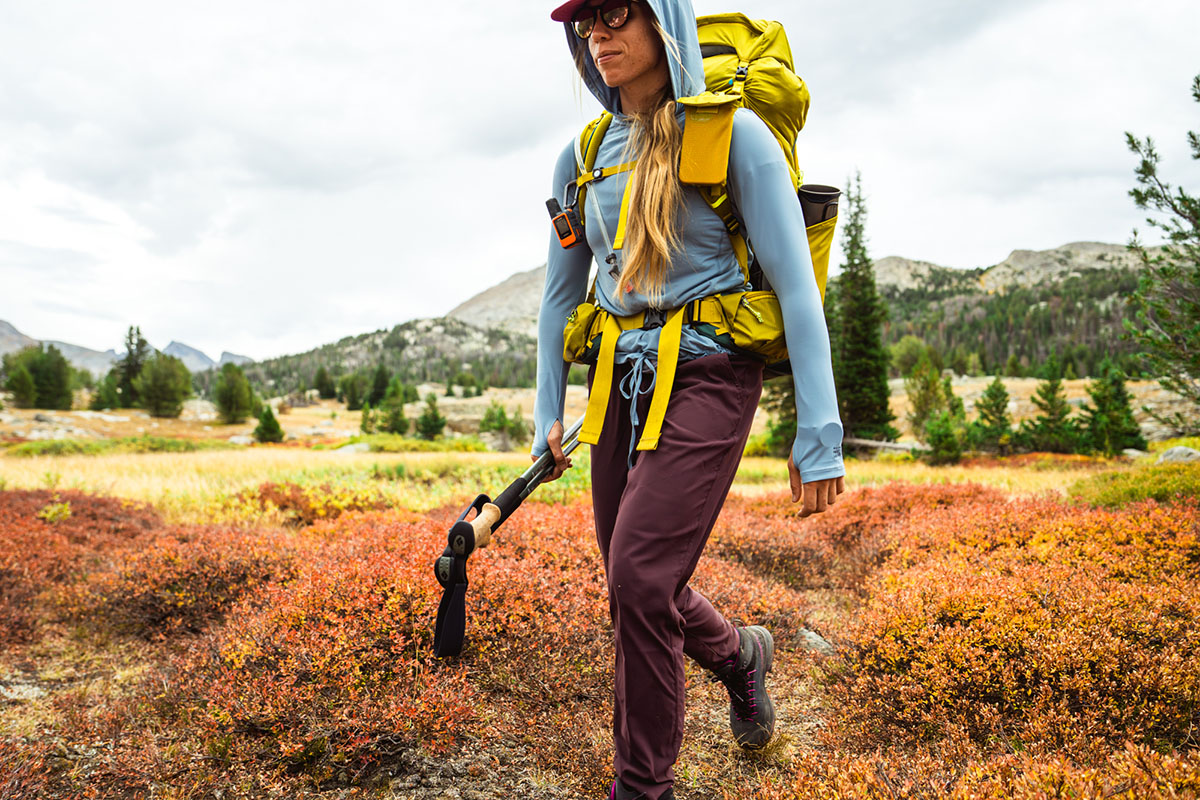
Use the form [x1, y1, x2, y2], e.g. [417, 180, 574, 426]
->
[610, 778, 674, 799]
[711, 625, 776, 749]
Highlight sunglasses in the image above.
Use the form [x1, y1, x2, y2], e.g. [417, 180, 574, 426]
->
[571, 0, 634, 40]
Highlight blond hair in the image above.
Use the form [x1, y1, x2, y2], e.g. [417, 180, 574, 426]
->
[573, 18, 686, 307]
[617, 20, 684, 307]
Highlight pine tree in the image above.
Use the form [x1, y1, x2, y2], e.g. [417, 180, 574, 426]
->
[380, 402, 408, 435]
[479, 401, 510, 434]
[369, 365, 389, 406]
[314, 366, 336, 400]
[761, 377, 796, 456]
[1004, 353, 1023, 378]
[1124, 73, 1200, 431]
[214, 363, 255, 423]
[360, 401, 375, 434]
[835, 172, 898, 441]
[253, 405, 284, 443]
[1025, 354, 1077, 453]
[117, 326, 152, 408]
[4, 363, 36, 408]
[942, 375, 965, 420]
[973, 375, 1012, 452]
[824, 276, 843, 382]
[339, 374, 365, 411]
[3, 345, 73, 410]
[90, 370, 121, 410]
[923, 411, 963, 465]
[133, 353, 192, 417]
[890, 335, 928, 378]
[904, 354, 945, 443]
[415, 394, 446, 440]
[1080, 359, 1147, 456]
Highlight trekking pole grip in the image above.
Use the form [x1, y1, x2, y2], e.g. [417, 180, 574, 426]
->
[471, 502, 502, 549]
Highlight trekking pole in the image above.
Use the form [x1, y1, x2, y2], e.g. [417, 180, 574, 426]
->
[433, 415, 584, 658]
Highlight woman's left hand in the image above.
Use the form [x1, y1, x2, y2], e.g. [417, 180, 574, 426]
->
[788, 459, 845, 517]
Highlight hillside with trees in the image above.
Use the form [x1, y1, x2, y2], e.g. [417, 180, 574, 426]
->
[878, 245, 1144, 379]
[201, 318, 537, 401]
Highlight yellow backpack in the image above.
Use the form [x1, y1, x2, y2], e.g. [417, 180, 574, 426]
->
[564, 13, 838, 451]
[574, 13, 838, 305]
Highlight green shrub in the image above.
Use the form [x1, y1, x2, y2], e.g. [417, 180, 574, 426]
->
[133, 353, 192, 418]
[1069, 463, 1200, 507]
[89, 371, 121, 410]
[5, 436, 234, 458]
[742, 431, 774, 457]
[479, 401, 530, 443]
[254, 406, 284, 444]
[479, 401, 509, 435]
[6, 439, 107, 457]
[214, 363, 255, 423]
[351, 434, 488, 453]
[415, 394, 446, 440]
[921, 410, 963, 465]
[2, 345, 72, 410]
[4, 363, 36, 408]
[112, 436, 232, 454]
[379, 402, 408, 435]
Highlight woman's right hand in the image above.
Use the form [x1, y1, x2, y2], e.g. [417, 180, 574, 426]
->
[534, 419, 572, 481]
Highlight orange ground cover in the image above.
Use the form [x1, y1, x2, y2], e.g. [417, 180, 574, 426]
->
[1, 481, 1197, 799]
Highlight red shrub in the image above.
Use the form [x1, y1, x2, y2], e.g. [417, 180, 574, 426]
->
[58, 525, 301, 638]
[240, 481, 391, 526]
[827, 496, 1200, 759]
[741, 742, 1200, 800]
[127, 512, 484, 792]
[711, 483, 1004, 593]
[0, 489, 160, 644]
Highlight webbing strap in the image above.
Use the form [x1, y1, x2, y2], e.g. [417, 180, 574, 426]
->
[700, 186, 750, 283]
[612, 171, 635, 251]
[579, 313, 624, 446]
[577, 305, 689, 452]
[577, 161, 636, 188]
[636, 307, 684, 451]
[577, 113, 616, 227]
[582, 113, 613, 171]
[731, 232, 749, 277]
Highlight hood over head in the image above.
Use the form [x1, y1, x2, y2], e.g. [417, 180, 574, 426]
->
[555, 0, 705, 114]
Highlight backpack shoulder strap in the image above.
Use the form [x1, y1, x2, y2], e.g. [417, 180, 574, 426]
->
[577, 112, 613, 174]
[678, 93, 750, 283]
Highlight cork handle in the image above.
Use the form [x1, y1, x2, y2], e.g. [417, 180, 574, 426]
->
[470, 503, 502, 549]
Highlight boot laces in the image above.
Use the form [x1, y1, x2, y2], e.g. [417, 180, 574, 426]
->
[712, 654, 758, 722]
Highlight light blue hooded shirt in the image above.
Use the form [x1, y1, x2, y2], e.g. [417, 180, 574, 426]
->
[533, 0, 845, 482]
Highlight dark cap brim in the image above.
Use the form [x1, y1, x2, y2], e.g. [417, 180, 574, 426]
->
[550, 0, 590, 22]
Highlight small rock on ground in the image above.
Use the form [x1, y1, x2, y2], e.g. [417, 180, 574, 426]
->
[1156, 446, 1200, 464]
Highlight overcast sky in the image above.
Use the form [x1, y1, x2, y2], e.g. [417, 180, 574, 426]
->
[2, 0, 1199, 362]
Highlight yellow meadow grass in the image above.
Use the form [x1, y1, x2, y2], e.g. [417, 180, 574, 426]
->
[733, 455, 1108, 496]
[0, 448, 544, 523]
[0, 444, 1112, 525]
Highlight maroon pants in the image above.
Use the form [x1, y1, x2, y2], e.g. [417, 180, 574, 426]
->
[589, 352, 763, 800]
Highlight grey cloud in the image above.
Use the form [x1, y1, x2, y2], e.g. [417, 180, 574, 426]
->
[0, 240, 101, 278]
[38, 205, 113, 227]
[33, 298, 124, 324]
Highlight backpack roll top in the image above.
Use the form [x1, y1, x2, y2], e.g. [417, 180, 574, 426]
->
[695, 13, 810, 190]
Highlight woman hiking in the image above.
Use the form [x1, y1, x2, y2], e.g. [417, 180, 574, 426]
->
[532, 0, 845, 797]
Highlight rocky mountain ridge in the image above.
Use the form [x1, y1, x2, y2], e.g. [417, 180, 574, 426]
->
[234, 316, 538, 397]
[446, 264, 546, 339]
[448, 241, 1144, 335]
[0, 321, 252, 377]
